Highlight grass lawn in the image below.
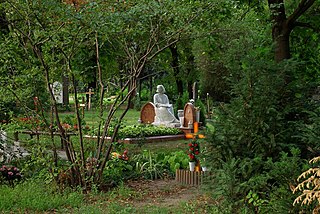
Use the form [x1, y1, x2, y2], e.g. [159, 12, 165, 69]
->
[59, 107, 142, 126]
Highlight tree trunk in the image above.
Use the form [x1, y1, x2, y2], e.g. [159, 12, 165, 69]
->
[268, 0, 291, 62]
[62, 75, 69, 106]
[268, 0, 316, 62]
[272, 19, 291, 62]
[169, 44, 183, 96]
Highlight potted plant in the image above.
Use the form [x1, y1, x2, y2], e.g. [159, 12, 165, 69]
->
[187, 139, 200, 171]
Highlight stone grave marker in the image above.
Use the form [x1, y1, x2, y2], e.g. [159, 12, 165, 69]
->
[52, 81, 63, 104]
[140, 102, 156, 124]
[183, 103, 195, 128]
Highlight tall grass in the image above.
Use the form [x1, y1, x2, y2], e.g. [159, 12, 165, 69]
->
[0, 180, 84, 212]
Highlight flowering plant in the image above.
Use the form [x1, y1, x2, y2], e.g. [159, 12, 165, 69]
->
[187, 140, 200, 162]
[0, 165, 22, 186]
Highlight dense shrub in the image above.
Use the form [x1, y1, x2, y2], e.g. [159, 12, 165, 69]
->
[204, 50, 314, 212]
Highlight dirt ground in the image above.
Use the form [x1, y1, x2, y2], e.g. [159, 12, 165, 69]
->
[126, 178, 204, 208]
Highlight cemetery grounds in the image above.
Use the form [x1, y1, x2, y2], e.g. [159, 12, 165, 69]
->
[0, 109, 214, 213]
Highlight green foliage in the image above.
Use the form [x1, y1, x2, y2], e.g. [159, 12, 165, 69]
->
[132, 95, 142, 111]
[174, 92, 190, 113]
[245, 190, 267, 212]
[195, 99, 207, 126]
[0, 180, 84, 212]
[21, 146, 56, 182]
[207, 147, 307, 213]
[133, 150, 166, 180]
[163, 150, 189, 173]
[103, 158, 135, 185]
[294, 107, 320, 158]
[115, 125, 183, 139]
[132, 150, 189, 180]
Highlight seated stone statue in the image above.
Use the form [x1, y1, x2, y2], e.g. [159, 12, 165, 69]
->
[152, 85, 180, 127]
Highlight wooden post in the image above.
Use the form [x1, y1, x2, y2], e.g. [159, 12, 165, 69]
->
[33, 97, 38, 112]
[86, 88, 94, 110]
[81, 97, 85, 117]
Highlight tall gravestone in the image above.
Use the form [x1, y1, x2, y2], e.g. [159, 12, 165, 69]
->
[52, 81, 63, 104]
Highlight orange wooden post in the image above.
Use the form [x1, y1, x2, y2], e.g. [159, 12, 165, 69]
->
[194, 122, 199, 133]
[185, 122, 205, 139]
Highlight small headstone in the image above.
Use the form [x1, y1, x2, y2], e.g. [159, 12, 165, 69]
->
[52, 81, 63, 104]
[183, 103, 195, 127]
[140, 102, 156, 124]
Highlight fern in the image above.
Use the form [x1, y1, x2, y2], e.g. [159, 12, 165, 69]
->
[293, 156, 320, 211]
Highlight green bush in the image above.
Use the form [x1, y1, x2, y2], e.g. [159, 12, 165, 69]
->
[114, 125, 183, 139]
[103, 157, 135, 185]
[133, 150, 166, 180]
[206, 148, 307, 213]
[163, 150, 189, 173]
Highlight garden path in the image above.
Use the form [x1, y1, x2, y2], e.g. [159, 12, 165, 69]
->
[126, 178, 211, 209]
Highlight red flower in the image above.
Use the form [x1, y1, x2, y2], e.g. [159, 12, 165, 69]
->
[189, 154, 195, 160]
[187, 140, 201, 162]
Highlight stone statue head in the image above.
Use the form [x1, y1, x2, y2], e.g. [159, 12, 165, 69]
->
[156, 85, 166, 93]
